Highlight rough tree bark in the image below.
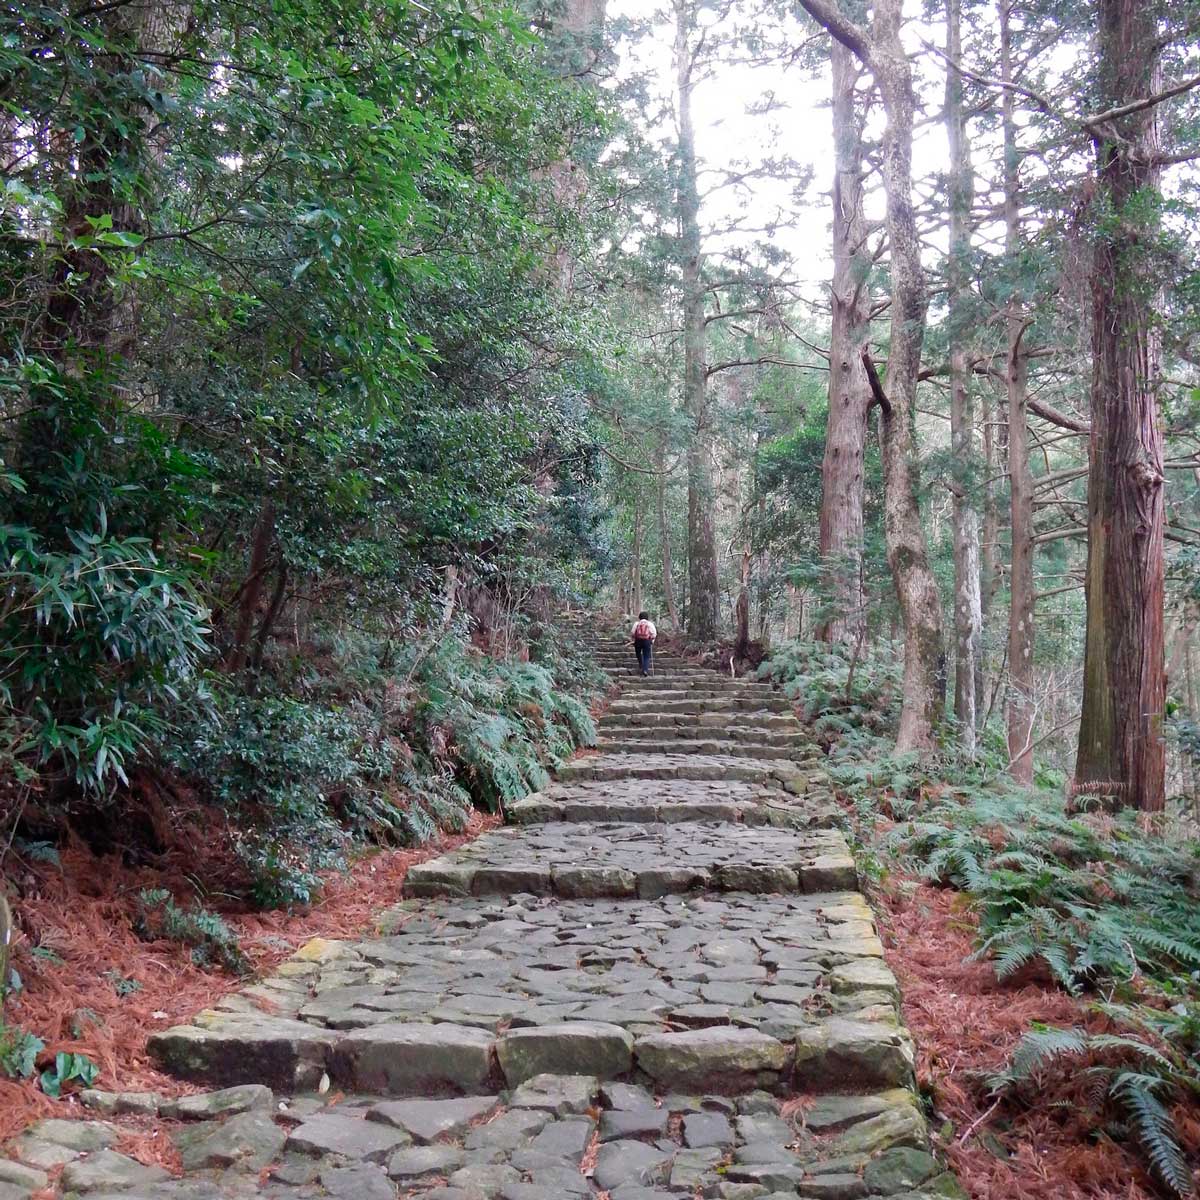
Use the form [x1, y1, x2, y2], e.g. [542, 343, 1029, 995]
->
[946, 0, 982, 750]
[817, 40, 872, 646]
[675, 0, 720, 643]
[1000, 2, 1035, 784]
[734, 547, 752, 665]
[980, 388, 1000, 620]
[657, 440, 680, 628]
[229, 498, 277, 672]
[632, 499, 644, 615]
[798, 0, 946, 752]
[1074, 0, 1167, 812]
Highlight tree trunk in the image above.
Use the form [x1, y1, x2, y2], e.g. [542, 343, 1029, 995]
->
[229, 498, 277, 672]
[817, 40, 871, 646]
[1001, 3, 1035, 784]
[734, 548, 752, 665]
[657, 441, 680, 628]
[981, 388, 999, 622]
[1074, 0, 1166, 812]
[632, 500, 644, 616]
[675, 0, 719, 644]
[946, 0, 982, 751]
[800, 0, 946, 751]
[547, 0, 607, 291]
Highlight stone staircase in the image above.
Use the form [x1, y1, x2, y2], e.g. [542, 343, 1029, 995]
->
[6, 625, 961, 1200]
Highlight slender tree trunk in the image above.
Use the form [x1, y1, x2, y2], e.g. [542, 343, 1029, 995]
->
[547, 0, 608, 291]
[800, 0, 946, 751]
[1186, 618, 1199, 813]
[251, 564, 288, 671]
[229, 498, 276, 672]
[817, 40, 871, 646]
[1074, 0, 1166, 812]
[1001, 3, 1035, 784]
[657, 441, 680, 628]
[632, 500, 644, 615]
[946, 0, 981, 751]
[981, 388, 1003, 634]
[675, 0, 719, 643]
[734, 548, 751, 664]
[872, 0, 946, 753]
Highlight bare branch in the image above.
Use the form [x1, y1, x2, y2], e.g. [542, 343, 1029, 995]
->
[794, 0, 873, 65]
[1084, 71, 1200, 129]
[1028, 397, 1090, 433]
[861, 348, 892, 417]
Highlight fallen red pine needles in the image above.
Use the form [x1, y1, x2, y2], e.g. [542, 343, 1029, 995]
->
[0, 811, 497, 1146]
[876, 877, 1198, 1200]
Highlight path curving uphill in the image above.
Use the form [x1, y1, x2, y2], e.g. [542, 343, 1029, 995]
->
[5, 625, 963, 1200]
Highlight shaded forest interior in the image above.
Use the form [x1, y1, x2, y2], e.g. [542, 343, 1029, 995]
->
[2, 0, 1200, 1196]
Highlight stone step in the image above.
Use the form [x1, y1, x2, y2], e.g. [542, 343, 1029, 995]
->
[606, 696, 793, 716]
[597, 738, 798, 759]
[603, 688, 778, 703]
[597, 711, 801, 731]
[149, 892, 907, 1101]
[596, 658, 700, 670]
[558, 752, 805, 786]
[510, 777, 840, 828]
[400, 820, 854, 900]
[599, 724, 811, 748]
[606, 675, 773, 688]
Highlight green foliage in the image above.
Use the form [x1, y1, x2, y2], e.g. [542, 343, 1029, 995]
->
[410, 636, 598, 814]
[755, 637, 902, 740]
[39, 1051, 100, 1098]
[1, 372, 210, 795]
[159, 688, 378, 906]
[135, 889, 247, 974]
[0, 0, 614, 876]
[0, 1021, 43, 1079]
[889, 790, 1200, 994]
[153, 614, 602, 905]
[103, 970, 141, 997]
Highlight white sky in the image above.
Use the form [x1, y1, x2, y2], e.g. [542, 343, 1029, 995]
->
[605, 2, 982, 306]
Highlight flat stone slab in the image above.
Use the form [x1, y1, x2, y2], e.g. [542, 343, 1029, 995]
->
[367, 1096, 499, 1141]
[403, 822, 856, 899]
[510, 778, 838, 829]
[334, 1022, 495, 1093]
[556, 752, 799, 784]
[636, 1027, 792, 1091]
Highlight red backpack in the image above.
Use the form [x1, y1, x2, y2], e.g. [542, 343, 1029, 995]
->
[633, 620, 654, 640]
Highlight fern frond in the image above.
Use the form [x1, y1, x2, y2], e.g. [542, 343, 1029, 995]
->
[1109, 1072, 1194, 1198]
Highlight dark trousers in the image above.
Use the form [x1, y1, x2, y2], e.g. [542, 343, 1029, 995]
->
[634, 638, 653, 675]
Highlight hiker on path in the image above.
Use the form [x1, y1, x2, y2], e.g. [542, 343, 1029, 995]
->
[631, 611, 657, 677]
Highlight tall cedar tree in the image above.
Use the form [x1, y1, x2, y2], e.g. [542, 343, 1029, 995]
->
[798, 0, 946, 752]
[1074, 0, 1167, 810]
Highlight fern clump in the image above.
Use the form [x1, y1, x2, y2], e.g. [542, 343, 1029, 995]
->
[134, 889, 248, 974]
[992, 1006, 1200, 1197]
[888, 789, 1200, 993]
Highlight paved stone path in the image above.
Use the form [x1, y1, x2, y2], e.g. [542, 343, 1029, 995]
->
[2, 629, 963, 1200]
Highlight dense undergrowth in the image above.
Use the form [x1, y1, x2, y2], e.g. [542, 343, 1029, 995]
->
[0, 614, 605, 1097]
[759, 640, 1200, 1197]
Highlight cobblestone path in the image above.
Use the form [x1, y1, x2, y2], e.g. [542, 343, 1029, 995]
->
[3, 630, 964, 1200]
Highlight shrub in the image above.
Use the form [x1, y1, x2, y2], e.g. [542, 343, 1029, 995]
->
[134, 889, 247, 974]
[0, 1021, 43, 1079]
[0, 370, 210, 795]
